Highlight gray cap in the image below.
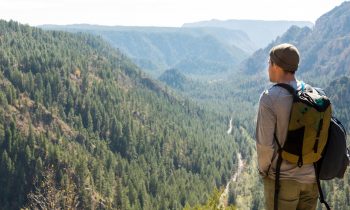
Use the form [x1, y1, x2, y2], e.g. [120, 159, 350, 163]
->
[269, 43, 300, 72]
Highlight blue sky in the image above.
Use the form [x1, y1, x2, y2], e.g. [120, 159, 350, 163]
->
[1, 0, 347, 26]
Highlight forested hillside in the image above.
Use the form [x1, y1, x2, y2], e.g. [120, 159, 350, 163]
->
[158, 69, 191, 91]
[0, 20, 254, 209]
[326, 76, 350, 131]
[40, 25, 252, 77]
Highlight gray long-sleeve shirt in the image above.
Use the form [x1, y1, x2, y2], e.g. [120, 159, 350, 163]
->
[256, 80, 316, 183]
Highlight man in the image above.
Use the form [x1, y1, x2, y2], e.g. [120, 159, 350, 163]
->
[256, 43, 319, 210]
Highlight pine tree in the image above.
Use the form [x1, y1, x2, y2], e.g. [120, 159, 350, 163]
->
[44, 82, 52, 107]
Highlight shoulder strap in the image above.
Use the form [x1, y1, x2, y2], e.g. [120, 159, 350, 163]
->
[274, 83, 298, 100]
[274, 81, 306, 93]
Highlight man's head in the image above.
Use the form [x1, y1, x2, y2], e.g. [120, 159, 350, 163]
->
[269, 43, 300, 72]
[268, 43, 300, 82]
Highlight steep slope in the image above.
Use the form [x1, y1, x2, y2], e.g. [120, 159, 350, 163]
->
[0, 20, 243, 210]
[326, 76, 350, 131]
[40, 25, 252, 77]
[240, 2, 350, 86]
[240, 25, 312, 75]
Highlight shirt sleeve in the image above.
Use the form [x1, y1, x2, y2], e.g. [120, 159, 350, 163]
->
[255, 91, 276, 176]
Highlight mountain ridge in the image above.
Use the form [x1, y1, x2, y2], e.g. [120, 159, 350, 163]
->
[239, 2, 350, 85]
[183, 19, 313, 50]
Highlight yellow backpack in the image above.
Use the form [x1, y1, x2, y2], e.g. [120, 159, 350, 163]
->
[273, 82, 332, 210]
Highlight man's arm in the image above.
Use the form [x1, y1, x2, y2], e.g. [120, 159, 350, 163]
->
[256, 91, 276, 176]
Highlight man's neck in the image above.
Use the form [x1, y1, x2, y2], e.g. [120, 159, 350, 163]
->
[276, 73, 296, 83]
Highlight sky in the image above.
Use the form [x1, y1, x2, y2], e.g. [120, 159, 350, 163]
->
[0, 0, 348, 27]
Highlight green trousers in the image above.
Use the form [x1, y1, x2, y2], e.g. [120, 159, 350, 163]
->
[263, 177, 319, 210]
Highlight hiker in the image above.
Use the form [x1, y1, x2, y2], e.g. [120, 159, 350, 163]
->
[255, 43, 319, 210]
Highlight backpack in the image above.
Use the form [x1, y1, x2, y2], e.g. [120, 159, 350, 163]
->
[317, 117, 350, 180]
[273, 83, 332, 210]
[274, 83, 332, 165]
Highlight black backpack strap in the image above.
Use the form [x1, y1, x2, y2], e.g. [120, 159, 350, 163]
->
[274, 83, 298, 98]
[273, 133, 283, 210]
[314, 163, 331, 210]
[274, 151, 283, 210]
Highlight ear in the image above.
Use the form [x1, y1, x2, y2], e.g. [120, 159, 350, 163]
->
[274, 64, 282, 72]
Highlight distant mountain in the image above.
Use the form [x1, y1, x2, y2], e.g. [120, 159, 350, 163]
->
[240, 2, 350, 87]
[240, 25, 312, 75]
[41, 25, 253, 77]
[183, 19, 313, 50]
